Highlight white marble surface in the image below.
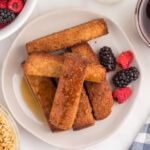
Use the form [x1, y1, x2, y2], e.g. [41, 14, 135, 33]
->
[0, 0, 150, 149]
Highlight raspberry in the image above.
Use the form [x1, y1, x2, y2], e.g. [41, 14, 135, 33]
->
[0, 22, 7, 28]
[0, 0, 7, 9]
[112, 87, 132, 104]
[8, 0, 24, 14]
[116, 51, 133, 69]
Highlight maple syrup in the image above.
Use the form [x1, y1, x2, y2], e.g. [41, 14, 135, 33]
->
[20, 77, 46, 123]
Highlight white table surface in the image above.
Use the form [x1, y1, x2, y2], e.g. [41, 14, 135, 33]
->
[0, 0, 150, 149]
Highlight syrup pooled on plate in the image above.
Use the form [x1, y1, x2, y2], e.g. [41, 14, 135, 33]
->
[139, 0, 150, 43]
[20, 77, 46, 123]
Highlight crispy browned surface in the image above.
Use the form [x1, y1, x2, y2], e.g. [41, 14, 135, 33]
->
[22, 64, 62, 132]
[73, 88, 95, 130]
[24, 53, 105, 83]
[26, 19, 108, 54]
[86, 80, 113, 120]
[50, 53, 88, 130]
[54, 79, 95, 130]
[24, 53, 64, 78]
[85, 64, 105, 83]
[72, 43, 99, 65]
[72, 43, 114, 120]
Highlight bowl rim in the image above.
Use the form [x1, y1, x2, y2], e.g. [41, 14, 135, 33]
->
[135, 0, 150, 47]
[0, 104, 20, 150]
[0, 0, 37, 41]
[1, 8, 142, 149]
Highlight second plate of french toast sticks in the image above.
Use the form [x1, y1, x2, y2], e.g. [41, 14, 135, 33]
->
[22, 18, 114, 132]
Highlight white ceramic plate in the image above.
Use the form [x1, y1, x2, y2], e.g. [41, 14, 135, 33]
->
[1, 8, 141, 149]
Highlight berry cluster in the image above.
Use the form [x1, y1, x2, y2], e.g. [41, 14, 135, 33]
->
[0, 0, 25, 28]
[98, 47, 139, 104]
[99, 46, 116, 72]
[113, 67, 139, 88]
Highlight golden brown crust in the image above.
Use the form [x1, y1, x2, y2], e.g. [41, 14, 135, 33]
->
[22, 63, 62, 132]
[24, 53, 64, 78]
[24, 53, 105, 83]
[71, 43, 114, 120]
[26, 19, 108, 54]
[54, 79, 95, 130]
[85, 64, 105, 83]
[50, 53, 88, 130]
[73, 88, 95, 130]
[85, 80, 113, 120]
[72, 43, 99, 65]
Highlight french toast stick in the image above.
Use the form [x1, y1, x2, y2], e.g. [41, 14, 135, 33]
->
[24, 53, 106, 83]
[50, 53, 88, 130]
[73, 88, 95, 130]
[54, 79, 95, 130]
[21, 63, 62, 132]
[72, 43, 114, 120]
[26, 19, 108, 54]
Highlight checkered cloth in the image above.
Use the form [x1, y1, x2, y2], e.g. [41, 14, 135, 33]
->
[129, 117, 150, 150]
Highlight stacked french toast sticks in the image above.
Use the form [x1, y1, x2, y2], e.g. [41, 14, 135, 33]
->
[22, 19, 114, 132]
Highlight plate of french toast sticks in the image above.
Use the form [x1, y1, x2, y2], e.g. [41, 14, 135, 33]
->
[1, 8, 141, 149]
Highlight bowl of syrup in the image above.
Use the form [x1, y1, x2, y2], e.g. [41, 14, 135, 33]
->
[135, 0, 150, 46]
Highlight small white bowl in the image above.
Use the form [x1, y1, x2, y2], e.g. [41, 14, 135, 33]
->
[0, 0, 37, 41]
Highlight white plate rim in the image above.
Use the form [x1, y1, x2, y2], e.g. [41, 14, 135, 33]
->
[1, 8, 142, 149]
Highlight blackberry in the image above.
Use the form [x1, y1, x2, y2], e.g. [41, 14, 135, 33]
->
[113, 67, 139, 88]
[0, 8, 15, 24]
[99, 46, 116, 72]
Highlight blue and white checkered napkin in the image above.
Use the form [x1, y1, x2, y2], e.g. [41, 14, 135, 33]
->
[129, 116, 150, 150]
